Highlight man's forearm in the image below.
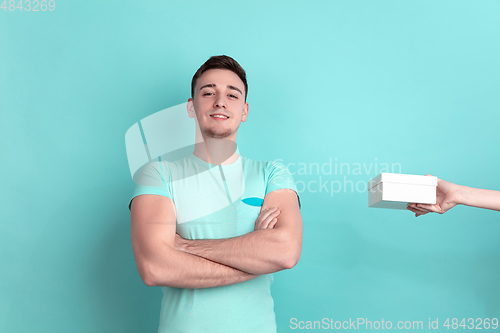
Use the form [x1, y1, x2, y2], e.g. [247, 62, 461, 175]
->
[145, 243, 258, 288]
[176, 229, 300, 275]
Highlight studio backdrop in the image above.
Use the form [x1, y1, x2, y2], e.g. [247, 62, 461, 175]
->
[1, 1, 500, 332]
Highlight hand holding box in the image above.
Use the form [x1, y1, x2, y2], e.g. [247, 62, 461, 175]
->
[368, 173, 437, 210]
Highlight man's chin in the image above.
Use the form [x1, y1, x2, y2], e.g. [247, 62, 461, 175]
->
[203, 129, 233, 139]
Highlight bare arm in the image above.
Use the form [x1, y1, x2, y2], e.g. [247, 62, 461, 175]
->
[131, 194, 258, 288]
[408, 177, 500, 216]
[175, 189, 302, 275]
[459, 186, 500, 211]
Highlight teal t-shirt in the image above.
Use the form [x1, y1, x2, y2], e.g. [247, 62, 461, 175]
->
[130, 154, 299, 333]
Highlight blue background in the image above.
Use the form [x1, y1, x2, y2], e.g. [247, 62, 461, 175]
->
[1, 0, 500, 332]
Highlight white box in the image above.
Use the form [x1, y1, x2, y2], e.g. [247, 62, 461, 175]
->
[368, 173, 437, 209]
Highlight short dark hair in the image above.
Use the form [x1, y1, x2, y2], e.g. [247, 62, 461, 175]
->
[191, 55, 248, 101]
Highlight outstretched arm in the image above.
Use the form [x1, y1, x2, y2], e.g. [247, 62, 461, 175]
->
[175, 188, 302, 275]
[407, 176, 500, 216]
[131, 194, 259, 288]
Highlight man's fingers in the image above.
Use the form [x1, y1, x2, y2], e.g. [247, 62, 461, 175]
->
[260, 207, 278, 218]
[262, 211, 280, 229]
[259, 215, 272, 229]
[255, 208, 280, 230]
[255, 208, 273, 228]
[264, 216, 278, 229]
[260, 219, 271, 229]
[258, 207, 277, 221]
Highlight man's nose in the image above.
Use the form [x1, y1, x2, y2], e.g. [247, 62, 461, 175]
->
[214, 96, 226, 108]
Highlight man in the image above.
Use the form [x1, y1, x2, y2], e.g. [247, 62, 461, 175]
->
[129, 55, 302, 333]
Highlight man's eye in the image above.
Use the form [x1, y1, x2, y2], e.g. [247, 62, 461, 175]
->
[229, 94, 238, 99]
[203, 92, 213, 96]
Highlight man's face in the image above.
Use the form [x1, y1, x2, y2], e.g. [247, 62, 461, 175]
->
[187, 69, 249, 141]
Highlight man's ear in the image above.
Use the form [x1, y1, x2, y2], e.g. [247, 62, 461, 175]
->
[241, 102, 249, 122]
[187, 98, 195, 118]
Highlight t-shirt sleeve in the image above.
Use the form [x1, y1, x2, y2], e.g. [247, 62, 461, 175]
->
[265, 161, 301, 208]
[128, 161, 173, 210]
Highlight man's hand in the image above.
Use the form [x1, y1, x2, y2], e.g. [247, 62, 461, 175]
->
[175, 233, 189, 253]
[169, 189, 302, 275]
[407, 176, 461, 217]
[254, 207, 280, 230]
[175, 206, 282, 253]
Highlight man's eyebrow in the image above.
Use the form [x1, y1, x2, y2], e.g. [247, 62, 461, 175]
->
[199, 83, 243, 95]
[227, 85, 243, 95]
[199, 84, 216, 90]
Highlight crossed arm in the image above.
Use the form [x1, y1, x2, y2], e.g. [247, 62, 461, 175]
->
[175, 189, 302, 275]
[130, 188, 302, 288]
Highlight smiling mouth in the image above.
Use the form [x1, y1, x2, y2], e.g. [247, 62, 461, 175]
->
[210, 114, 229, 119]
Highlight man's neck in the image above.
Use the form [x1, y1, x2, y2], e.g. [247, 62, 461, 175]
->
[193, 137, 239, 165]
